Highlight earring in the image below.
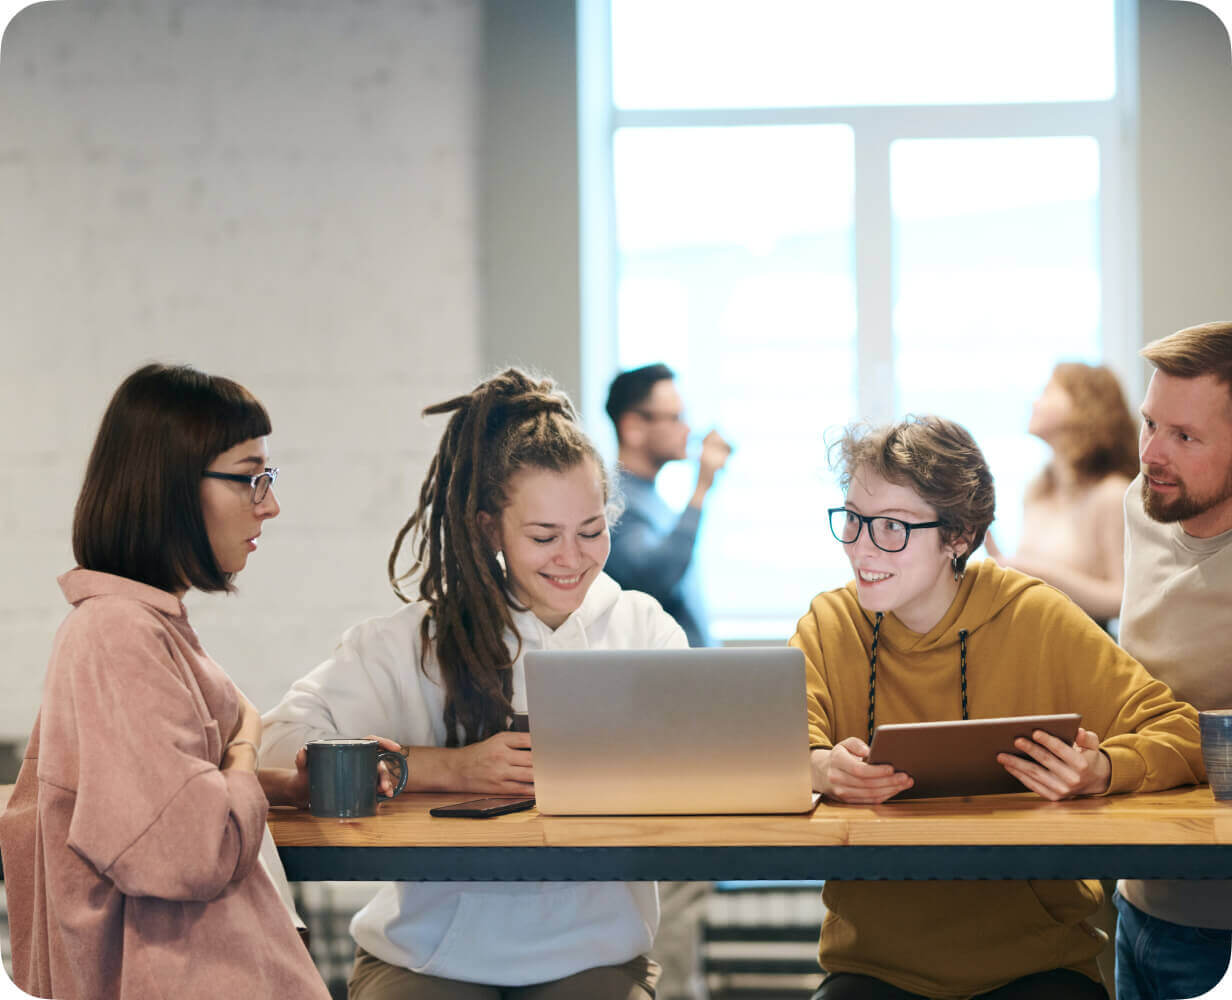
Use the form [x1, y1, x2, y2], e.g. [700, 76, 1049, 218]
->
[951, 554, 964, 581]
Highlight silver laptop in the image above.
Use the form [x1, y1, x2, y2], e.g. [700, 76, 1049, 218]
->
[523, 647, 814, 815]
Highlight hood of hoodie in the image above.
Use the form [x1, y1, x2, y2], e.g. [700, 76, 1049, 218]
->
[844, 559, 1046, 655]
[506, 571, 623, 710]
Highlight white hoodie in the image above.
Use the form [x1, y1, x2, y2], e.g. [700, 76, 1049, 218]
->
[262, 572, 687, 986]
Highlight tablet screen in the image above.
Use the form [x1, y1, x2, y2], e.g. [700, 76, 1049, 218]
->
[867, 713, 1082, 800]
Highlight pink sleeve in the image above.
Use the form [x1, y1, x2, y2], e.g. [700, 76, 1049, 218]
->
[49, 601, 268, 901]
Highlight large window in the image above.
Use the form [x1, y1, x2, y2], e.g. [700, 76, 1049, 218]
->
[581, 0, 1138, 639]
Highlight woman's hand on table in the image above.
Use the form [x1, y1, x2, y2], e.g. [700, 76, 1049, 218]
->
[997, 726, 1111, 800]
[448, 731, 534, 795]
[812, 737, 913, 804]
[384, 733, 533, 795]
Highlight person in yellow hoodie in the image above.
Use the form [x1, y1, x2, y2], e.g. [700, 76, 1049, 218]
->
[792, 415, 1203, 1000]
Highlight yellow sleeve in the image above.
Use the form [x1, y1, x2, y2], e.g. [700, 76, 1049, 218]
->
[790, 601, 837, 751]
[1038, 591, 1203, 795]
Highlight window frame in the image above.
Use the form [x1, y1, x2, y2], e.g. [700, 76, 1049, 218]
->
[579, 0, 1141, 639]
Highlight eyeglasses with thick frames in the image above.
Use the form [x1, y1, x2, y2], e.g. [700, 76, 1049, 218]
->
[202, 467, 279, 505]
[828, 507, 945, 554]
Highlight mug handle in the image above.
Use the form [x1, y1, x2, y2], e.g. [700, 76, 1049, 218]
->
[377, 750, 409, 799]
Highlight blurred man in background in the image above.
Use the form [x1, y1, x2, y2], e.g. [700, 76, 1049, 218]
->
[605, 363, 733, 997]
[605, 364, 731, 647]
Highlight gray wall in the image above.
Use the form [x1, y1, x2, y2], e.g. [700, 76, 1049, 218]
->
[480, 0, 582, 403]
[1138, 0, 1232, 345]
[0, 0, 481, 738]
[1, 0, 1230, 739]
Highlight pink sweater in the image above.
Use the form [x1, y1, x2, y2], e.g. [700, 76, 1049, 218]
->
[0, 570, 328, 999]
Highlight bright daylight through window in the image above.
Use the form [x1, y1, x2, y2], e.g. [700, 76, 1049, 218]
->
[588, 0, 1135, 639]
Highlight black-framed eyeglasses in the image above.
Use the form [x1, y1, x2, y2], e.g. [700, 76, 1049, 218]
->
[827, 506, 945, 554]
[202, 467, 279, 505]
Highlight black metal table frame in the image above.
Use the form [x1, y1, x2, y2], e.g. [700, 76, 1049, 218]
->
[276, 843, 1232, 882]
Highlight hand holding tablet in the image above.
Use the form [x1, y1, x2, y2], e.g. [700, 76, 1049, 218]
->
[841, 713, 1087, 802]
[995, 724, 1110, 800]
[814, 736, 916, 804]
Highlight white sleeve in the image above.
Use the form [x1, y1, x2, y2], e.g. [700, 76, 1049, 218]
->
[261, 604, 443, 767]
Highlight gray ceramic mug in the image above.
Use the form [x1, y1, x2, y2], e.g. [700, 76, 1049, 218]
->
[1200, 710, 1232, 801]
[305, 738, 409, 818]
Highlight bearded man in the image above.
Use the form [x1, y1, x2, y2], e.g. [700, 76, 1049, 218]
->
[1115, 320, 1232, 1000]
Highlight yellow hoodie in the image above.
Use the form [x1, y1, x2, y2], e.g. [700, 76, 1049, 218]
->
[790, 561, 1202, 999]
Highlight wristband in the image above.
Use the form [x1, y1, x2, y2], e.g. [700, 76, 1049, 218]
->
[224, 737, 261, 770]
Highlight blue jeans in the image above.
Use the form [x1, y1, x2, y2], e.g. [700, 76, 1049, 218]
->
[1114, 890, 1232, 1000]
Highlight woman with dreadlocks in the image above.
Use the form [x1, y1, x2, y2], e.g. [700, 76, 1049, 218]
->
[263, 369, 684, 999]
[793, 415, 1202, 1000]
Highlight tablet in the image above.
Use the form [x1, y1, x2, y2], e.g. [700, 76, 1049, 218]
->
[866, 713, 1082, 800]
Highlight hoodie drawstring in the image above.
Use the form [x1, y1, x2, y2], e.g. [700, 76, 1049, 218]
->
[958, 628, 969, 720]
[867, 613, 883, 746]
[866, 619, 970, 745]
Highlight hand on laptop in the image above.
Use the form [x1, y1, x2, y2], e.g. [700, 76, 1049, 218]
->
[451, 731, 535, 795]
[996, 727, 1111, 800]
[812, 737, 914, 804]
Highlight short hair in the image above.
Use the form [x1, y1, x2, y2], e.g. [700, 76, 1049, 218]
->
[1033, 362, 1140, 496]
[605, 363, 676, 438]
[72, 363, 272, 595]
[1141, 321, 1232, 400]
[830, 415, 996, 572]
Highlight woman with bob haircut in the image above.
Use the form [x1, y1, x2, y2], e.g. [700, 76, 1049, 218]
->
[263, 368, 685, 1000]
[986, 362, 1140, 626]
[0, 363, 329, 1000]
[792, 415, 1202, 1000]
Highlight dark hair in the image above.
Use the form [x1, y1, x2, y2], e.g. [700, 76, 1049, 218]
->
[605, 363, 676, 439]
[389, 369, 609, 747]
[1141, 321, 1232, 400]
[1031, 362, 1139, 498]
[72, 363, 272, 595]
[830, 415, 996, 573]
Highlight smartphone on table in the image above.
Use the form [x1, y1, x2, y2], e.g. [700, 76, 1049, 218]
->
[429, 796, 536, 819]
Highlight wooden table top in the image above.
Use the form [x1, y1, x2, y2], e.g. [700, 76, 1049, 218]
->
[7, 783, 1232, 881]
[5, 783, 1230, 845]
[266, 785, 1232, 849]
[262, 785, 1232, 881]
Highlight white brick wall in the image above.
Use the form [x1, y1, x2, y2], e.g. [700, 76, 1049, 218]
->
[0, 0, 481, 738]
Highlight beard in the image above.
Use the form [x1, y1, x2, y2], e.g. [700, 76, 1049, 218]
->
[1142, 465, 1232, 523]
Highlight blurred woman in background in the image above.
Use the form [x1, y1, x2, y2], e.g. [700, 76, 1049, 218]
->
[986, 362, 1139, 626]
